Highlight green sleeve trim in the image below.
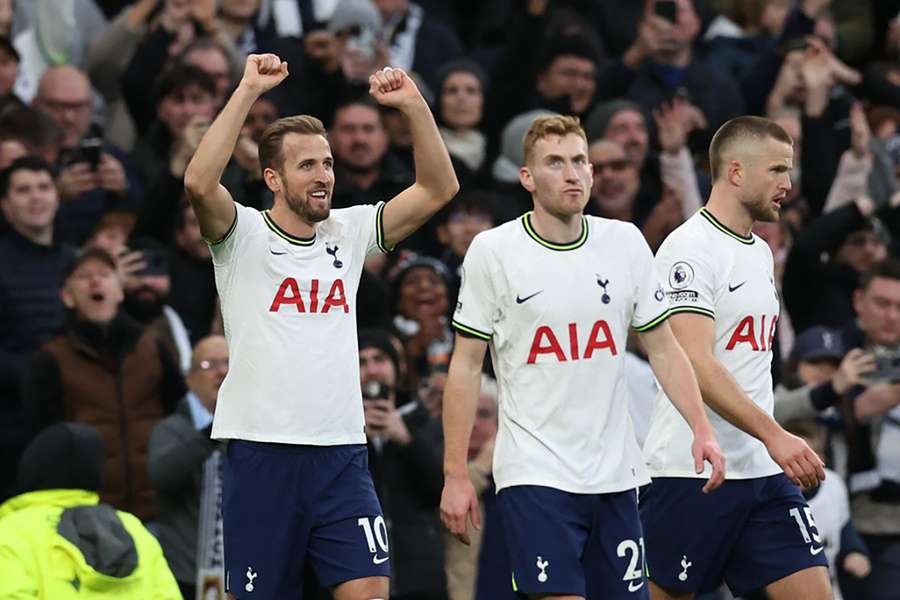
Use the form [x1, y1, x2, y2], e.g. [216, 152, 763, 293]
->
[667, 306, 716, 320]
[451, 320, 492, 341]
[375, 201, 392, 254]
[206, 205, 238, 246]
[633, 309, 671, 332]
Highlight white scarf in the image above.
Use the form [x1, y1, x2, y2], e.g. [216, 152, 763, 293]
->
[196, 450, 225, 599]
[441, 127, 486, 172]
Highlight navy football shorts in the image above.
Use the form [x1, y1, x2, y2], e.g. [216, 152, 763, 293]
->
[639, 474, 829, 596]
[497, 485, 649, 599]
[222, 441, 389, 599]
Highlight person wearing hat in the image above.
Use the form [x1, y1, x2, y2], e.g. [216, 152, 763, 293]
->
[20, 246, 184, 522]
[391, 254, 454, 390]
[357, 328, 446, 599]
[0, 156, 73, 502]
[774, 326, 876, 425]
[0, 422, 181, 599]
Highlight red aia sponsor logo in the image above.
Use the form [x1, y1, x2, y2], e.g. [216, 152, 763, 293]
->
[527, 320, 617, 364]
[269, 278, 349, 313]
[725, 314, 778, 351]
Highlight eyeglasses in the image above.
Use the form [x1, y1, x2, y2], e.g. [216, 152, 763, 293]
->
[591, 159, 631, 174]
[196, 358, 228, 371]
[845, 234, 884, 248]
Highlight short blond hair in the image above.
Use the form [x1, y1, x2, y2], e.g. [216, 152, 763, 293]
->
[523, 115, 588, 164]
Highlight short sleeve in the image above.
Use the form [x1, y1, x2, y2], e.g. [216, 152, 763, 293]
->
[628, 226, 671, 332]
[653, 231, 717, 320]
[451, 235, 496, 341]
[364, 201, 390, 256]
[208, 202, 257, 266]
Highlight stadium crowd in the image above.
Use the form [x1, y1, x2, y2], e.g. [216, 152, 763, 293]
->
[0, 0, 899, 598]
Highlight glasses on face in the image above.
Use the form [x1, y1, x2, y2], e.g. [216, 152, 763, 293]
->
[447, 211, 491, 225]
[41, 98, 92, 113]
[196, 358, 228, 371]
[591, 158, 631, 174]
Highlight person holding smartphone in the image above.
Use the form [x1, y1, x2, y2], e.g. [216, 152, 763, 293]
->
[32, 65, 140, 245]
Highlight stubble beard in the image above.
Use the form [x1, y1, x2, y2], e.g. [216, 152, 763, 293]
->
[284, 179, 330, 223]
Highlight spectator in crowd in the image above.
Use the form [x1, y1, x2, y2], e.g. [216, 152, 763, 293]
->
[167, 202, 218, 344]
[0, 422, 181, 599]
[21, 247, 184, 522]
[435, 60, 488, 177]
[618, 0, 746, 153]
[121, 236, 192, 372]
[490, 109, 556, 223]
[435, 191, 495, 294]
[0, 156, 73, 501]
[330, 96, 411, 211]
[783, 418, 872, 600]
[375, 0, 463, 83]
[784, 196, 896, 332]
[390, 256, 453, 389]
[149, 335, 228, 600]
[838, 260, 900, 599]
[85, 210, 136, 255]
[180, 37, 242, 111]
[129, 64, 217, 189]
[0, 36, 20, 105]
[358, 328, 446, 600]
[444, 375, 497, 600]
[32, 65, 140, 244]
[774, 326, 876, 426]
[0, 105, 64, 168]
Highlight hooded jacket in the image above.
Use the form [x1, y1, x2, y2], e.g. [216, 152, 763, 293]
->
[0, 422, 180, 599]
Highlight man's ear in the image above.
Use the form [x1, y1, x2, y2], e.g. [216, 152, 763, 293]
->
[263, 167, 282, 194]
[60, 284, 75, 309]
[519, 167, 535, 193]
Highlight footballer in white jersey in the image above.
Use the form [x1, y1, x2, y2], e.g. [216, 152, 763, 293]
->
[183, 55, 458, 600]
[639, 116, 831, 600]
[440, 115, 724, 600]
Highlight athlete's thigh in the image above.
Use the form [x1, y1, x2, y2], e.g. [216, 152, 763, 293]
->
[639, 478, 752, 595]
[497, 485, 591, 599]
[583, 489, 649, 600]
[308, 445, 391, 589]
[222, 441, 309, 599]
[723, 474, 829, 597]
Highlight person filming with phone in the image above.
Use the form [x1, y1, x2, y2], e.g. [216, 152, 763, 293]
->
[833, 259, 900, 598]
[357, 328, 447, 600]
[32, 65, 141, 246]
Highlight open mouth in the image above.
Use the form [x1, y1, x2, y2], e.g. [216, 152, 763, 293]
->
[89, 292, 106, 303]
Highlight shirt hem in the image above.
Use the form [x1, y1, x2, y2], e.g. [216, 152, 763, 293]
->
[495, 475, 650, 495]
[647, 466, 782, 480]
[211, 430, 367, 445]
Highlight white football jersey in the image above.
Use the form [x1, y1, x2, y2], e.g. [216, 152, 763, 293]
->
[643, 208, 781, 479]
[209, 202, 387, 444]
[453, 212, 669, 494]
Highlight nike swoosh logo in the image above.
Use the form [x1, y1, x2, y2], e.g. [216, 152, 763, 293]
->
[516, 290, 543, 304]
[270, 249, 288, 255]
[372, 555, 389, 565]
[728, 281, 746, 292]
[627, 580, 645, 592]
[810, 545, 824, 556]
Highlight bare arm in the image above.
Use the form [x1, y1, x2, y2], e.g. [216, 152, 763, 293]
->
[639, 321, 725, 492]
[670, 313, 826, 488]
[184, 54, 288, 242]
[367, 68, 459, 249]
[440, 333, 488, 545]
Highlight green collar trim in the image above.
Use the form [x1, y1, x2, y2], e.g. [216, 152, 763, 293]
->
[699, 208, 754, 245]
[521, 212, 589, 251]
[263, 211, 316, 246]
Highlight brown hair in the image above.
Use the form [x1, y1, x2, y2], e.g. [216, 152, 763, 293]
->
[708, 115, 793, 181]
[258, 115, 327, 173]
[523, 115, 587, 164]
[858, 259, 900, 291]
